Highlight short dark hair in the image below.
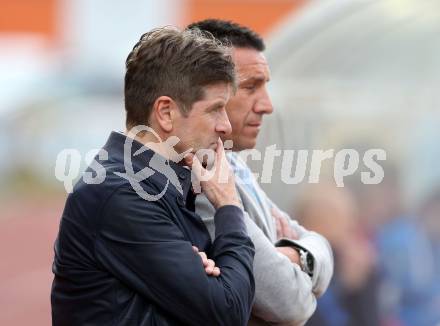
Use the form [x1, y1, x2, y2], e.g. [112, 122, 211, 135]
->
[124, 26, 236, 129]
[187, 19, 265, 51]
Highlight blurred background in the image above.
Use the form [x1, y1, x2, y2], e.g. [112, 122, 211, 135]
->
[1, 0, 439, 325]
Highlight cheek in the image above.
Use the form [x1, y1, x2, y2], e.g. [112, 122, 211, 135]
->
[193, 116, 216, 139]
[227, 104, 250, 129]
[232, 110, 252, 133]
[227, 111, 241, 130]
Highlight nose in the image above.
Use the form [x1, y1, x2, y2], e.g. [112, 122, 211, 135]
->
[254, 87, 273, 115]
[215, 109, 232, 136]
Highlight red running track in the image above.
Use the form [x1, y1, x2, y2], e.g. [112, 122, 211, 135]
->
[0, 197, 64, 326]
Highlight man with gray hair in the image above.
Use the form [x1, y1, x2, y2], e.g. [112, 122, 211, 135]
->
[188, 19, 334, 325]
[51, 27, 255, 326]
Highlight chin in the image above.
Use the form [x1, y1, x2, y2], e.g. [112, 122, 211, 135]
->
[195, 147, 216, 161]
[198, 141, 217, 150]
[234, 140, 257, 151]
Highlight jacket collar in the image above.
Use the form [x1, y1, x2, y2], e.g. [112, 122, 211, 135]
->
[103, 131, 193, 200]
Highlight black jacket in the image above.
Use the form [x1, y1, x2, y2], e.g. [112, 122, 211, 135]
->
[51, 132, 255, 325]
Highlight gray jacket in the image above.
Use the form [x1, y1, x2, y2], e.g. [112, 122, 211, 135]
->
[195, 154, 333, 326]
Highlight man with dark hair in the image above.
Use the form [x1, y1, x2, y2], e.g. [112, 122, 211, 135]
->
[188, 19, 265, 51]
[188, 19, 334, 325]
[51, 27, 255, 326]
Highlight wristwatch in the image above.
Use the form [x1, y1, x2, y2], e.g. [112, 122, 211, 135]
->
[297, 247, 314, 277]
[276, 239, 315, 277]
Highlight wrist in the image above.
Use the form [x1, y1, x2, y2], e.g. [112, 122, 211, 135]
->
[296, 247, 314, 277]
[276, 239, 315, 277]
[276, 247, 300, 264]
[214, 196, 240, 209]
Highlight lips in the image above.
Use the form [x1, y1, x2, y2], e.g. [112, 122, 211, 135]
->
[247, 121, 262, 128]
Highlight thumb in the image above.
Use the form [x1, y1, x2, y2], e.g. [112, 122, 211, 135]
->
[215, 138, 225, 161]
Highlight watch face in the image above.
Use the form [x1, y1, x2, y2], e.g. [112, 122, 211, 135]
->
[307, 254, 314, 271]
[299, 250, 314, 276]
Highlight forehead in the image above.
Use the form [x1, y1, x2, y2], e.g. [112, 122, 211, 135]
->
[232, 47, 270, 80]
[201, 83, 231, 100]
[188, 83, 231, 115]
[189, 83, 231, 112]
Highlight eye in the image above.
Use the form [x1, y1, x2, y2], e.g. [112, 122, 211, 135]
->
[208, 105, 224, 113]
[243, 84, 256, 92]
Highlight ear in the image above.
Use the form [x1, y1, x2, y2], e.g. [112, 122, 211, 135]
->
[152, 96, 179, 133]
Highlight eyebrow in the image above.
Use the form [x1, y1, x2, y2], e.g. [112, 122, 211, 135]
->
[206, 101, 226, 111]
[239, 75, 270, 84]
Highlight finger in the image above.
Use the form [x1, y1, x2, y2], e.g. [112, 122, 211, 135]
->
[280, 216, 296, 239]
[205, 259, 215, 274]
[192, 246, 199, 253]
[215, 138, 233, 184]
[272, 207, 287, 222]
[275, 215, 282, 239]
[215, 138, 226, 170]
[279, 216, 297, 239]
[279, 216, 290, 238]
[215, 138, 224, 159]
[290, 228, 299, 240]
[212, 267, 221, 277]
[198, 251, 208, 266]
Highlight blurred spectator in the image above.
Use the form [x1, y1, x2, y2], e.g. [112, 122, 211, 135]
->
[350, 166, 439, 326]
[419, 187, 440, 244]
[418, 187, 440, 323]
[293, 183, 380, 326]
